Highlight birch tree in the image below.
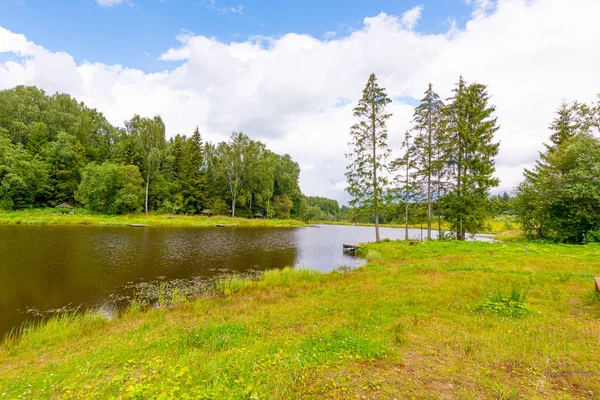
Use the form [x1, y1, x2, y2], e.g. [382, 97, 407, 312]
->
[124, 115, 166, 215]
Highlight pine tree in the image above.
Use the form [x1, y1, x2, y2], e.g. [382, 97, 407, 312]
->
[548, 101, 577, 148]
[528, 101, 580, 181]
[345, 73, 392, 242]
[443, 76, 500, 240]
[412, 83, 446, 239]
[186, 127, 207, 212]
[27, 122, 48, 155]
[172, 128, 208, 214]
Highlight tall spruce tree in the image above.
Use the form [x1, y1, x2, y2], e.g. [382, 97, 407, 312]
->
[548, 101, 577, 148]
[172, 127, 207, 213]
[412, 83, 446, 239]
[443, 77, 500, 240]
[345, 73, 392, 242]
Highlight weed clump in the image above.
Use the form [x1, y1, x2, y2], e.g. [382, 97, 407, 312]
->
[477, 284, 531, 318]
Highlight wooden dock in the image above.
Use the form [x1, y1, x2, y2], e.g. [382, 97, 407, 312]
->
[343, 243, 360, 254]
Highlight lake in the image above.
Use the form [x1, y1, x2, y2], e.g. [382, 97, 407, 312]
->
[0, 224, 486, 336]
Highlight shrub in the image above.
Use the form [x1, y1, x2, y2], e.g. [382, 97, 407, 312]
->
[477, 284, 531, 318]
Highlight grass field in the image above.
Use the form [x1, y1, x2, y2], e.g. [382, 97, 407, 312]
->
[1, 240, 599, 398]
[0, 209, 306, 228]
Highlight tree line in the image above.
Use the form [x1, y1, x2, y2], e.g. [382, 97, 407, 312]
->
[0, 86, 305, 219]
[346, 73, 600, 243]
[346, 74, 499, 241]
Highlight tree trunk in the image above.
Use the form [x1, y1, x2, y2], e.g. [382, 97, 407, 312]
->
[405, 162, 409, 241]
[457, 141, 463, 240]
[437, 174, 442, 239]
[231, 194, 236, 217]
[427, 100, 432, 240]
[145, 170, 150, 215]
[372, 103, 380, 243]
[436, 135, 442, 239]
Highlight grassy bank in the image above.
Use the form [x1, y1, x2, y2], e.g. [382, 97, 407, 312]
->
[316, 215, 518, 235]
[0, 209, 306, 228]
[1, 241, 600, 398]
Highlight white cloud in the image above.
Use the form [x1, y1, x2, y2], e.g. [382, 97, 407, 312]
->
[464, 0, 497, 18]
[96, 0, 125, 7]
[400, 5, 424, 30]
[2, 0, 600, 205]
[323, 31, 337, 40]
[207, 0, 244, 15]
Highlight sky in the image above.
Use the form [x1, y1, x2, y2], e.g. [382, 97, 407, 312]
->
[1, 0, 600, 204]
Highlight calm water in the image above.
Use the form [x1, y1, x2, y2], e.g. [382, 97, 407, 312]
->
[0, 224, 481, 336]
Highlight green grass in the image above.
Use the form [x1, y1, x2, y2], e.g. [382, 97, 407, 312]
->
[1, 241, 600, 398]
[317, 215, 520, 235]
[0, 208, 306, 228]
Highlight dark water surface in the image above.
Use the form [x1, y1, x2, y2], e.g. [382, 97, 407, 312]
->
[0, 224, 468, 336]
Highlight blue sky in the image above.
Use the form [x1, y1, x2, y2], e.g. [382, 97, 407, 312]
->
[2, 0, 472, 72]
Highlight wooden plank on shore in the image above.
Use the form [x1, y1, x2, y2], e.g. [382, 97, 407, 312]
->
[129, 224, 148, 227]
[343, 243, 360, 254]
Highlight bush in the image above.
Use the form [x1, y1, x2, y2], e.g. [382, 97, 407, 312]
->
[76, 162, 144, 214]
[273, 194, 293, 219]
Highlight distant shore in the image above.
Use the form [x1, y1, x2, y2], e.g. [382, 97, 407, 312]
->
[0, 209, 307, 228]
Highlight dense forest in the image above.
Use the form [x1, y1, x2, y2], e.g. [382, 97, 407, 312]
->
[0, 86, 306, 219]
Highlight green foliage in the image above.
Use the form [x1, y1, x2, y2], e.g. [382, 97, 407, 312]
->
[273, 194, 294, 219]
[0, 86, 305, 217]
[476, 284, 531, 318]
[124, 115, 167, 214]
[346, 73, 392, 241]
[305, 196, 344, 221]
[172, 128, 208, 214]
[26, 121, 48, 155]
[516, 117, 600, 243]
[43, 132, 85, 206]
[442, 77, 500, 239]
[0, 134, 49, 210]
[411, 83, 447, 239]
[76, 162, 144, 214]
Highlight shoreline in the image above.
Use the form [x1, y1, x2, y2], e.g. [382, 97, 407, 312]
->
[1, 240, 598, 398]
[0, 209, 307, 228]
